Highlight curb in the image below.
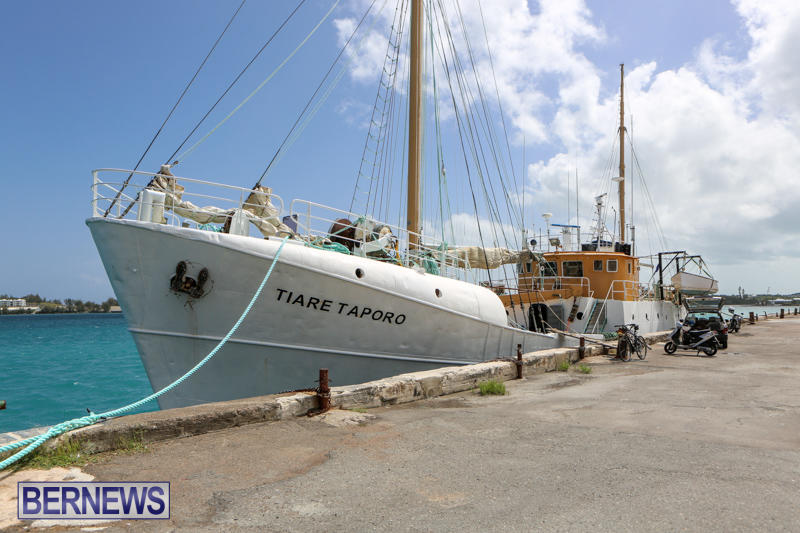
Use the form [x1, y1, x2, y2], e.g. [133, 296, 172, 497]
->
[22, 332, 669, 457]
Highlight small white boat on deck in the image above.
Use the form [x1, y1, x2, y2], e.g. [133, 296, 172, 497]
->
[671, 272, 718, 295]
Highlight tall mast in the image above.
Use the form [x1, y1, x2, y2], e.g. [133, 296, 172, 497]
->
[618, 63, 626, 242]
[407, 0, 423, 247]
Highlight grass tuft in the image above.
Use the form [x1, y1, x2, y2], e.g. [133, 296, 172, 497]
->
[13, 438, 86, 471]
[478, 380, 506, 395]
[578, 364, 592, 374]
[114, 431, 147, 454]
[5, 432, 149, 472]
[557, 360, 571, 372]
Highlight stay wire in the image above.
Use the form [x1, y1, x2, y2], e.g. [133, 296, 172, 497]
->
[258, 0, 381, 188]
[102, 0, 247, 217]
[345, 0, 402, 211]
[166, 0, 309, 166]
[434, 0, 510, 251]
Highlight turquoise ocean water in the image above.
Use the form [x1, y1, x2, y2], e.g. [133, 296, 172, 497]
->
[0, 313, 156, 434]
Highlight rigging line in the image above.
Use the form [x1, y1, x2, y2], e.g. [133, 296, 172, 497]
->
[629, 139, 667, 251]
[434, 0, 511, 251]
[448, 0, 520, 230]
[164, 0, 310, 166]
[427, 2, 450, 245]
[377, 1, 409, 223]
[477, 0, 520, 209]
[438, 0, 513, 245]
[257, 0, 381, 188]
[430, 3, 493, 285]
[381, 30, 408, 223]
[371, 0, 408, 218]
[454, 0, 521, 227]
[176, 0, 340, 164]
[354, 0, 401, 217]
[102, 0, 247, 218]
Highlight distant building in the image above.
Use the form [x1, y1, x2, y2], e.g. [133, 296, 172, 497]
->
[0, 298, 26, 308]
[109, 305, 122, 313]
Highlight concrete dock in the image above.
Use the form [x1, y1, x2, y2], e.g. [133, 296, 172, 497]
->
[2, 317, 800, 531]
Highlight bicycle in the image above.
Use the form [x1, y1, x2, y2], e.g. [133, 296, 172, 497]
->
[615, 323, 647, 361]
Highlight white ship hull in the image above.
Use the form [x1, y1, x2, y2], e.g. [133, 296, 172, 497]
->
[87, 217, 572, 409]
[508, 295, 681, 335]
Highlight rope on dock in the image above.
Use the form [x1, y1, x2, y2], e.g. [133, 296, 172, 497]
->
[547, 328, 616, 349]
[0, 236, 290, 470]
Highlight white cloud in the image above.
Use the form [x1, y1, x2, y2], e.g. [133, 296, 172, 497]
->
[336, 0, 800, 292]
[523, 0, 800, 293]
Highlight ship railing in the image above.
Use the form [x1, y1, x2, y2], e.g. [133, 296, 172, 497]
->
[478, 276, 592, 299]
[289, 199, 472, 281]
[586, 280, 659, 334]
[608, 279, 657, 302]
[528, 276, 592, 297]
[91, 169, 285, 238]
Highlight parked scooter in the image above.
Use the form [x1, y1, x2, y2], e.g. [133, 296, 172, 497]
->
[664, 319, 719, 356]
[727, 308, 742, 333]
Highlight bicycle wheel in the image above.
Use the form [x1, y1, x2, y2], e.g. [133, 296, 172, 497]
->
[619, 338, 632, 361]
[635, 337, 648, 360]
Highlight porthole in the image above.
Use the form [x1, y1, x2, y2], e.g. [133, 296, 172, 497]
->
[435, 288, 442, 298]
[355, 268, 365, 279]
[576, 311, 584, 320]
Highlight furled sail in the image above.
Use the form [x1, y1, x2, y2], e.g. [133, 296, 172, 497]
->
[147, 167, 291, 237]
[448, 246, 533, 270]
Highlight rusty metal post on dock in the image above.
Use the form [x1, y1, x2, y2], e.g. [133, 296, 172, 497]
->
[780, 309, 785, 319]
[579, 337, 586, 359]
[749, 312, 755, 324]
[317, 368, 331, 412]
[516, 344, 523, 379]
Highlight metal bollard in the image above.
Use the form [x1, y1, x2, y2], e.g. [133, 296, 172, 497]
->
[781, 309, 785, 319]
[516, 344, 523, 379]
[317, 368, 330, 412]
[749, 311, 755, 324]
[579, 337, 586, 359]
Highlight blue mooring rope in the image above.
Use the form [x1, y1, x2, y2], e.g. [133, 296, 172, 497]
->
[0, 235, 290, 470]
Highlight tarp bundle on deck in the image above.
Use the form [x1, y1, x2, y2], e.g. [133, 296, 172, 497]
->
[147, 167, 292, 237]
[449, 246, 534, 270]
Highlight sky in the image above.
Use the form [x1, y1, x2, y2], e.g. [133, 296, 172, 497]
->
[1, 0, 798, 302]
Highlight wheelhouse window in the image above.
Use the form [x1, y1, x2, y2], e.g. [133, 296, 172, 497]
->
[607, 259, 618, 272]
[627, 262, 632, 274]
[541, 261, 558, 277]
[563, 261, 584, 277]
[593, 260, 603, 272]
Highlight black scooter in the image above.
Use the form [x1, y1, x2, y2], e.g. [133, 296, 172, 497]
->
[727, 308, 742, 333]
[664, 320, 719, 356]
